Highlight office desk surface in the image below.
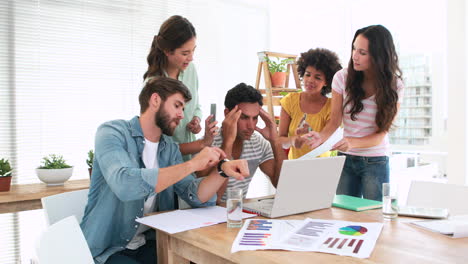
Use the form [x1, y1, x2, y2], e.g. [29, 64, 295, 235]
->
[0, 179, 90, 213]
[156, 207, 468, 264]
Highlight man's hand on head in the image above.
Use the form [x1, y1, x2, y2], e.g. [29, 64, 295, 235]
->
[255, 108, 278, 142]
[221, 106, 242, 144]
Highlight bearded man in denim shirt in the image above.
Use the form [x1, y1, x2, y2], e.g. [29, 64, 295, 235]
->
[80, 77, 248, 264]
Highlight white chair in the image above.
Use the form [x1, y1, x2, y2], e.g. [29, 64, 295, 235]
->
[41, 188, 89, 226]
[406, 181, 468, 216]
[36, 215, 94, 264]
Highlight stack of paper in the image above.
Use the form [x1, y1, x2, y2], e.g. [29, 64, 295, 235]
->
[298, 127, 344, 159]
[136, 206, 256, 234]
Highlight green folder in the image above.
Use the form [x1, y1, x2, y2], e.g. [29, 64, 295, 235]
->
[332, 195, 382, 211]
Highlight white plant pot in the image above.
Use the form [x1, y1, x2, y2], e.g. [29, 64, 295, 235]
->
[36, 167, 73, 186]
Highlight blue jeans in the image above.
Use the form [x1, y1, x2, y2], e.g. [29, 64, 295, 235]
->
[336, 153, 389, 201]
[106, 240, 156, 264]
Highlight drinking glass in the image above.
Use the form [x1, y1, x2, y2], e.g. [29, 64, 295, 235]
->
[226, 188, 243, 228]
[382, 182, 398, 219]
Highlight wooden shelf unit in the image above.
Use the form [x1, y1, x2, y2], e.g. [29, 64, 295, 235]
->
[255, 51, 301, 119]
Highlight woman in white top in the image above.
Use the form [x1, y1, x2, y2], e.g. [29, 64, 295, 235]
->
[307, 25, 404, 201]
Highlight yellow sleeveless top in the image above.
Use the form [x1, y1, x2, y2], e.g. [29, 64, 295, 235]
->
[280, 92, 332, 159]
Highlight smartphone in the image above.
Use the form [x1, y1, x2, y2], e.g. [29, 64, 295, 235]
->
[210, 103, 216, 122]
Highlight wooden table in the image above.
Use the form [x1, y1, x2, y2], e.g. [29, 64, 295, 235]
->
[155, 207, 468, 263]
[0, 179, 90, 213]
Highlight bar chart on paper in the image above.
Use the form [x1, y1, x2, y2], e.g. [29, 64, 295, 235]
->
[239, 220, 273, 246]
[231, 219, 303, 252]
[321, 237, 364, 254]
[318, 224, 376, 257]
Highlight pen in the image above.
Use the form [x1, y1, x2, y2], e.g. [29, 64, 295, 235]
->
[299, 113, 312, 132]
[258, 197, 274, 201]
[242, 209, 258, 215]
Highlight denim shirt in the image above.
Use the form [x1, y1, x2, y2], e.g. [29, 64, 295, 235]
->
[80, 116, 216, 264]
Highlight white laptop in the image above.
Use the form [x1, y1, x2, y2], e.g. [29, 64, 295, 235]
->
[243, 156, 345, 218]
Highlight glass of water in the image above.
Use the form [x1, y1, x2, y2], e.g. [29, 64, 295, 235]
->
[226, 188, 243, 228]
[382, 182, 398, 219]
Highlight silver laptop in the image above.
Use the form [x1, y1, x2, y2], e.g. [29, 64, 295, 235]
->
[243, 156, 345, 218]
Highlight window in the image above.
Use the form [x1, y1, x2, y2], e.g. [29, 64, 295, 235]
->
[0, 1, 269, 262]
[0, 0, 269, 185]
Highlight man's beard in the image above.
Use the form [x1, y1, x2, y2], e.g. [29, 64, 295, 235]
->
[155, 103, 177, 136]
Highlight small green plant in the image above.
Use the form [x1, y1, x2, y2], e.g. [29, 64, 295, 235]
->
[38, 154, 72, 169]
[0, 158, 12, 177]
[266, 57, 293, 73]
[86, 150, 94, 169]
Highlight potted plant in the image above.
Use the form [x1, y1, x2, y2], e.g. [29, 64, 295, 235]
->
[266, 57, 293, 88]
[86, 149, 94, 178]
[0, 158, 13, 192]
[36, 154, 73, 186]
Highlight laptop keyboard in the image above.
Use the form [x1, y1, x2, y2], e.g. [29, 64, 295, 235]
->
[244, 199, 274, 213]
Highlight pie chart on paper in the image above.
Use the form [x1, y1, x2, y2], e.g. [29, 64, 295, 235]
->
[338, 225, 368, 236]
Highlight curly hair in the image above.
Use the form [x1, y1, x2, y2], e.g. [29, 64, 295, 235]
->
[344, 25, 402, 133]
[224, 83, 263, 110]
[143, 15, 196, 80]
[296, 48, 342, 96]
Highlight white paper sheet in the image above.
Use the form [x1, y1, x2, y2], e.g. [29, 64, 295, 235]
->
[136, 206, 256, 234]
[411, 215, 468, 238]
[299, 127, 344, 159]
[231, 218, 383, 259]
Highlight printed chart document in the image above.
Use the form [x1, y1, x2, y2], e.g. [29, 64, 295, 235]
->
[411, 215, 468, 238]
[232, 218, 383, 259]
[278, 218, 383, 258]
[231, 219, 303, 253]
[137, 206, 256, 234]
[299, 127, 344, 159]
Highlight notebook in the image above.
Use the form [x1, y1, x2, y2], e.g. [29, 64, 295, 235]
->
[332, 195, 382, 211]
[243, 156, 345, 218]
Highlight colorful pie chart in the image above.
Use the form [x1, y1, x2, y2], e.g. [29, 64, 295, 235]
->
[338, 225, 368, 236]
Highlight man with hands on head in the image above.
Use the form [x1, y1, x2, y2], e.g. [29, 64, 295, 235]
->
[209, 83, 286, 204]
[80, 77, 248, 264]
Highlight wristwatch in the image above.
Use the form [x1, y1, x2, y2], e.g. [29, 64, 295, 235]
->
[217, 159, 230, 178]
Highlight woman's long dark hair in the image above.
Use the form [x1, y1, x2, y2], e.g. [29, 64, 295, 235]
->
[143, 15, 196, 80]
[344, 25, 402, 133]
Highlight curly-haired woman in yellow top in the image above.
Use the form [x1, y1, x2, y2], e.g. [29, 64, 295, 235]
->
[278, 48, 342, 159]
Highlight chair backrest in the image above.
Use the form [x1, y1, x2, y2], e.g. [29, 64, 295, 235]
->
[41, 188, 89, 226]
[36, 215, 94, 264]
[406, 181, 468, 216]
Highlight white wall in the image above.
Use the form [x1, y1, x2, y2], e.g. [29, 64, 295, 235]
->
[447, 0, 467, 185]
